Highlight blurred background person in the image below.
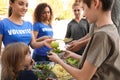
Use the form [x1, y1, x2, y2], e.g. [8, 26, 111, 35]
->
[65, 2, 89, 55]
[32, 3, 53, 62]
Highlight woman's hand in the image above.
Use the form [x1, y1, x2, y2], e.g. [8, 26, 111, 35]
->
[36, 36, 51, 42]
[43, 38, 55, 48]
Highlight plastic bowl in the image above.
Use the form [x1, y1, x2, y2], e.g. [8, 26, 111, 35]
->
[33, 61, 57, 80]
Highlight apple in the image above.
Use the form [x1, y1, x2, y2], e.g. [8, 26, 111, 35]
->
[50, 41, 59, 49]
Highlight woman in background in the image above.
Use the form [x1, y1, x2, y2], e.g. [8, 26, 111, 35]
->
[32, 3, 53, 61]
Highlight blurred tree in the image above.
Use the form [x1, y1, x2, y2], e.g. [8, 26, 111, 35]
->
[0, 0, 8, 15]
[0, 0, 75, 20]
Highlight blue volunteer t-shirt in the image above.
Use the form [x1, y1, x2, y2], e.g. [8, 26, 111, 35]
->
[33, 22, 53, 56]
[0, 18, 32, 46]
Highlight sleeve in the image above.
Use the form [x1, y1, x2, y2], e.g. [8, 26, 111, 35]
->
[0, 21, 4, 35]
[33, 23, 40, 32]
[86, 32, 111, 67]
[65, 23, 71, 38]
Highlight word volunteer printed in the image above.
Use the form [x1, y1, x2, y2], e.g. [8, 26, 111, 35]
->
[8, 29, 31, 35]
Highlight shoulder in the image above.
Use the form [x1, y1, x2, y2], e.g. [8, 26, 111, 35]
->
[89, 32, 110, 47]
[23, 21, 32, 25]
[18, 70, 35, 75]
[93, 31, 109, 40]
[95, 24, 118, 37]
[81, 18, 89, 23]
[68, 19, 75, 24]
[67, 19, 76, 26]
[23, 21, 33, 29]
[0, 18, 9, 24]
[17, 70, 38, 80]
[33, 22, 43, 27]
[0, 18, 11, 29]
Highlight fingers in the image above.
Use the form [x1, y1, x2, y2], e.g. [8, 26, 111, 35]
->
[62, 50, 71, 58]
[47, 51, 54, 56]
[67, 45, 74, 51]
[47, 52, 58, 62]
[44, 39, 54, 48]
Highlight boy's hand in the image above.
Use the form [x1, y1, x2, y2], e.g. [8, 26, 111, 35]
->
[47, 51, 61, 63]
[62, 50, 74, 59]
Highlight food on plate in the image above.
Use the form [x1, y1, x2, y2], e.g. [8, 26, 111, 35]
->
[63, 38, 73, 43]
[51, 41, 59, 49]
[50, 41, 62, 54]
[66, 57, 79, 67]
[33, 61, 56, 79]
[52, 64, 72, 79]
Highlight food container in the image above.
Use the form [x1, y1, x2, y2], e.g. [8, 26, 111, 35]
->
[33, 61, 74, 80]
[33, 61, 57, 80]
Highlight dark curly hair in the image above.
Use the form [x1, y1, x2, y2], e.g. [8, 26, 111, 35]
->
[33, 3, 53, 26]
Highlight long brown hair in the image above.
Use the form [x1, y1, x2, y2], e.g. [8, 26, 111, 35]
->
[33, 3, 53, 26]
[1, 42, 30, 80]
[8, 0, 15, 17]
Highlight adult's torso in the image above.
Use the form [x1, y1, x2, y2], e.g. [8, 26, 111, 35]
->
[0, 18, 32, 46]
[66, 19, 89, 40]
[33, 22, 53, 56]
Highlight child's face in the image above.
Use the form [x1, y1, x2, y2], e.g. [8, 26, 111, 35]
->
[82, 1, 98, 24]
[24, 52, 32, 67]
[41, 7, 51, 21]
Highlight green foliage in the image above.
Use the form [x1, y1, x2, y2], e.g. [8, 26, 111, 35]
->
[0, 0, 74, 20]
[0, 0, 8, 15]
